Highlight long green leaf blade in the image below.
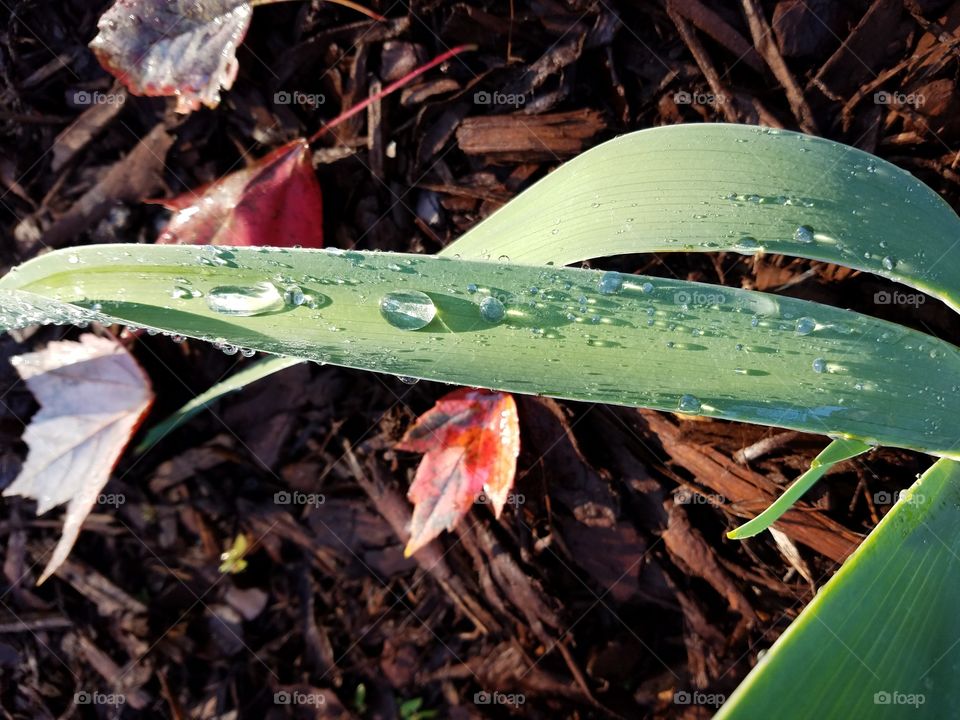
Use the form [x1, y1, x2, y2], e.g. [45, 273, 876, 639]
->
[443, 124, 960, 312]
[2, 245, 959, 457]
[716, 458, 960, 719]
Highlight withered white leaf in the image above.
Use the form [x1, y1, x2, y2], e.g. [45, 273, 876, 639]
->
[5, 334, 153, 583]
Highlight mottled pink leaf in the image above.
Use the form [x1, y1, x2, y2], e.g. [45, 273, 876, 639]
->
[396, 389, 520, 556]
[4, 335, 154, 584]
[89, 0, 254, 113]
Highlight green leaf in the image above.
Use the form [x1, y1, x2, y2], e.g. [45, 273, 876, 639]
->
[1, 244, 959, 458]
[716, 458, 960, 719]
[727, 438, 872, 539]
[134, 355, 302, 453]
[444, 123, 960, 312]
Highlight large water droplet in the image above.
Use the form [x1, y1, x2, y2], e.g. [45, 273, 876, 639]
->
[795, 317, 816, 335]
[793, 225, 814, 244]
[479, 296, 505, 323]
[598, 271, 623, 295]
[206, 281, 286, 316]
[379, 290, 436, 330]
[678, 394, 702, 413]
[812, 357, 826, 373]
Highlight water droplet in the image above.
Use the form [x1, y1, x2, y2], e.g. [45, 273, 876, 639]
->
[240, 348, 256, 358]
[479, 296, 505, 323]
[379, 290, 436, 330]
[598, 271, 623, 295]
[812, 357, 827, 373]
[882, 256, 895, 270]
[67, 254, 80, 264]
[397, 376, 419, 384]
[283, 285, 306, 306]
[795, 317, 816, 335]
[678, 394, 702, 413]
[498, 254, 510, 262]
[206, 281, 286, 316]
[793, 225, 814, 244]
[641, 282, 654, 294]
[467, 283, 478, 294]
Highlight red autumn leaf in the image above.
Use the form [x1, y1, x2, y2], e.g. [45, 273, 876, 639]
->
[154, 139, 324, 247]
[89, 0, 255, 113]
[396, 389, 520, 557]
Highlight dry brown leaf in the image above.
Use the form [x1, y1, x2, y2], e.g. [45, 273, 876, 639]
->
[4, 334, 154, 584]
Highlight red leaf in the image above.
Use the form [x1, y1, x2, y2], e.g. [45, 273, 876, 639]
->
[154, 139, 324, 247]
[396, 389, 520, 556]
[89, 0, 254, 113]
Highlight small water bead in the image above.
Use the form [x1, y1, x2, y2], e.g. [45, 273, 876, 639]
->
[206, 281, 286, 316]
[240, 347, 256, 358]
[467, 283, 478, 294]
[882, 256, 896, 270]
[677, 394, 702, 413]
[598, 271, 624, 295]
[220, 343, 239, 356]
[479, 296, 506, 323]
[641, 282, 654, 294]
[498, 254, 510, 262]
[171, 334, 185, 344]
[751, 316, 760, 328]
[397, 376, 419, 385]
[379, 290, 437, 330]
[795, 317, 816, 336]
[793, 225, 814, 244]
[283, 285, 306, 306]
[67, 254, 80, 264]
[812, 357, 827, 373]
[735, 343, 744, 351]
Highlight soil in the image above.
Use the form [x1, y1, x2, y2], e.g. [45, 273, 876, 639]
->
[0, 0, 958, 718]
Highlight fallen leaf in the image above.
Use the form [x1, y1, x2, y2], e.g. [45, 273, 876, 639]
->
[154, 139, 324, 247]
[396, 388, 520, 556]
[4, 334, 154, 584]
[89, 0, 255, 113]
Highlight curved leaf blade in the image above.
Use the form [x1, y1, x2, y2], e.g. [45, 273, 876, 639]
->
[443, 124, 960, 312]
[2, 245, 959, 457]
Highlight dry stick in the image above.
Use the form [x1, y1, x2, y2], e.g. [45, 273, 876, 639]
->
[667, 0, 764, 75]
[740, 0, 819, 134]
[250, 0, 386, 22]
[667, 8, 742, 124]
[309, 45, 475, 144]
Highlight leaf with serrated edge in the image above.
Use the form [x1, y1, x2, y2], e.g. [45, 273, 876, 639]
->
[89, 0, 254, 113]
[397, 389, 520, 556]
[5, 334, 153, 583]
